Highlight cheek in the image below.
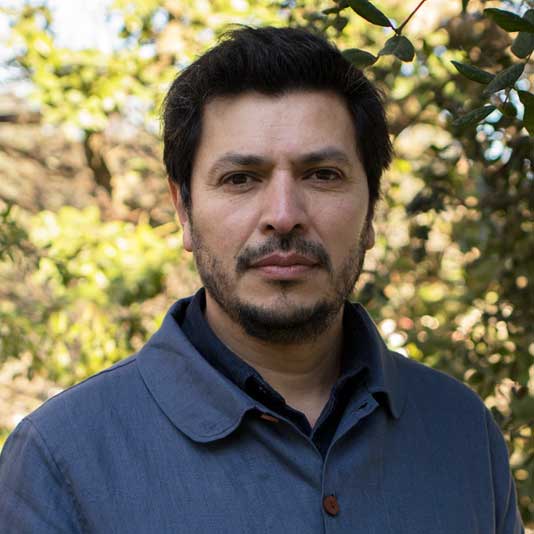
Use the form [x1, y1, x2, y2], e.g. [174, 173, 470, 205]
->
[313, 198, 368, 257]
[315, 196, 367, 234]
[193, 201, 258, 256]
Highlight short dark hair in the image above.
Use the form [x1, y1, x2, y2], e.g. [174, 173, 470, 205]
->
[162, 26, 392, 217]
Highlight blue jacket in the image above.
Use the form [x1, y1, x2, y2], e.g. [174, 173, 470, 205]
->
[0, 297, 524, 533]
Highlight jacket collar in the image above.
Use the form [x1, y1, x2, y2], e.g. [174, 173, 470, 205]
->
[351, 303, 407, 420]
[137, 296, 406, 443]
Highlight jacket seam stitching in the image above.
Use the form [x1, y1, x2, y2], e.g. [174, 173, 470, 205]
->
[43, 358, 138, 404]
[25, 418, 87, 533]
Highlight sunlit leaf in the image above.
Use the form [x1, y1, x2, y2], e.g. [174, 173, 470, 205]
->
[484, 8, 534, 33]
[452, 105, 496, 127]
[342, 48, 377, 68]
[348, 0, 391, 27]
[379, 35, 415, 62]
[451, 61, 494, 84]
[483, 63, 524, 95]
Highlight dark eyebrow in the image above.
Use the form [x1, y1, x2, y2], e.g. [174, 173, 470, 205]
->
[209, 153, 269, 176]
[208, 147, 352, 177]
[296, 147, 352, 166]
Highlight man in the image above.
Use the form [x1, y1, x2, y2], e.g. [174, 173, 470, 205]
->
[0, 27, 524, 533]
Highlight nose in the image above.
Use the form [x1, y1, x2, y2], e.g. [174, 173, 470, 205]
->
[259, 173, 308, 235]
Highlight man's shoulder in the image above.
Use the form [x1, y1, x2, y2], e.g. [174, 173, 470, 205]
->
[389, 350, 487, 419]
[351, 303, 487, 418]
[391, 350, 477, 395]
[25, 354, 142, 435]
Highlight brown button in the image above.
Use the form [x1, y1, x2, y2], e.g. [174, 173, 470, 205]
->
[323, 495, 340, 516]
[259, 413, 279, 423]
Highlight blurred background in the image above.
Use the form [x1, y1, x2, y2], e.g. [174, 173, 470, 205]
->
[0, 0, 533, 526]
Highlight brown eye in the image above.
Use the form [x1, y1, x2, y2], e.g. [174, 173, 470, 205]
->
[224, 173, 253, 185]
[309, 169, 340, 181]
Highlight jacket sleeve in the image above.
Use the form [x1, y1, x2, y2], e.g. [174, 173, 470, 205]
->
[485, 410, 525, 534]
[0, 418, 83, 534]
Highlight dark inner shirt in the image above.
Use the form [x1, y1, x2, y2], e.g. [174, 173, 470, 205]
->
[180, 289, 369, 458]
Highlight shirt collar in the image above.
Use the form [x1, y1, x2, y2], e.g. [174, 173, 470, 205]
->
[136, 296, 406, 443]
[181, 289, 266, 390]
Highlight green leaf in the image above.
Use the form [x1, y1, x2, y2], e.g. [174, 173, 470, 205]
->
[518, 90, 534, 135]
[484, 8, 534, 33]
[452, 105, 496, 128]
[462, 0, 469, 13]
[511, 10, 534, 58]
[348, 0, 391, 27]
[323, 6, 343, 15]
[511, 32, 534, 57]
[378, 35, 415, 62]
[323, 1, 349, 15]
[342, 48, 377, 68]
[483, 63, 525, 95]
[501, 102, 517, 118]
[451, 61, 494, 84]
[332, 16, 350, 32]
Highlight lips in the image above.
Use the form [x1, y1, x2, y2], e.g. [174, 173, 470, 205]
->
[250, 253, 318, 268]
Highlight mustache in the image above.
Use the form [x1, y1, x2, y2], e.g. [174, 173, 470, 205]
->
[236, 234, 332, 273]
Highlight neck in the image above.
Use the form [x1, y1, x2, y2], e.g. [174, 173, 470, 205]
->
[204, 295, 344, 427]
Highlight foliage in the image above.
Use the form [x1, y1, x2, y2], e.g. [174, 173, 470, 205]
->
[1, 0, 533, 524]
[3, 0, 285, 135]
[0, 204, 30, 262]
[0, 204, 192, 384]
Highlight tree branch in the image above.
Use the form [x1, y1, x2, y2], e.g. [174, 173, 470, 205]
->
[396, 0, 431, 34]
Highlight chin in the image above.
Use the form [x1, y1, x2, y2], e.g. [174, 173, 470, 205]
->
[230, 293, 342, 344]
[247, 278, 321, 299]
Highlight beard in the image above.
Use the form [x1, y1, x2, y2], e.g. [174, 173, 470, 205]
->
[190, 220, 370, 344]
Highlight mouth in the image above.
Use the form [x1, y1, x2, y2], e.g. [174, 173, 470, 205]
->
[249, 253, 319, 280]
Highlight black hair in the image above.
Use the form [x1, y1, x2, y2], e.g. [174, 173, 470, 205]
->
[162, 26, 392, 217]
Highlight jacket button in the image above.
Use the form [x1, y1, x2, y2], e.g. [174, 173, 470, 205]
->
[323, 495, 340, 516]
[259, 413, 279, 423]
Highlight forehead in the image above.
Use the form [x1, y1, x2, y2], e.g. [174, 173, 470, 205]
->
[193, 90, 360, 168]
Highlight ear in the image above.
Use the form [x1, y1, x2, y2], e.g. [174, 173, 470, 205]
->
[167, 178, 193, 252]
[364, 222, 375, 250]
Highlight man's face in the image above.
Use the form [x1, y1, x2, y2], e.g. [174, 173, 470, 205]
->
[170, 90, 374, 344]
